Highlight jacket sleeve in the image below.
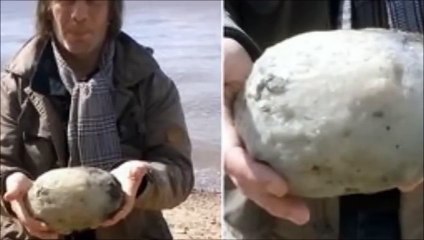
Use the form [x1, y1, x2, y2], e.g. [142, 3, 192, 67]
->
[133, 69, 194, 210]
[0, 72, 32, 204]
[224, 0, 261, 61]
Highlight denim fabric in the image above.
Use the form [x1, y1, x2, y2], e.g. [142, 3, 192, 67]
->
[64, 230, 96, 240]
[339, 189, 401, 240]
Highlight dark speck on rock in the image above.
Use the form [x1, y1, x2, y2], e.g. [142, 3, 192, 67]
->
[395, 144, 400, 149]
[386, 125, 391, 131]
[342, 129, 352, 138]
[45, 198, 53, 205]
[382, 176, 388, 183]
[311, 165, 320, 172]
[87, 167, 103, 176]
[344, 187, 360, 193]
[372, 111, 384, 118]
[36, 187, 50, 197]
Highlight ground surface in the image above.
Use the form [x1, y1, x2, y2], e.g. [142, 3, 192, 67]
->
[163, 191, 221, 239]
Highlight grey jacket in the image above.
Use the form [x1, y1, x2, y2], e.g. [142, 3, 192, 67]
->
[1, 32, 194, 239]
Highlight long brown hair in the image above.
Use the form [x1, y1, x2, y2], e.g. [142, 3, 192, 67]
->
[35, 0, 124, 38]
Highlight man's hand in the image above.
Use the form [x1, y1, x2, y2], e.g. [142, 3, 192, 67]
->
[225, 146, 311, 225]
[223, 38, 310, 226]
[3, 172, 59, 239]
[101, 160, 149, 228]
[398, 178, 423, 192]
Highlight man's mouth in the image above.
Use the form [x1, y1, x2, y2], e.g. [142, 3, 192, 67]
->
[68, 32, 91, 39]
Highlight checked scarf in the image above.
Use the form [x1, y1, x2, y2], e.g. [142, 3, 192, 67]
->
[51, 39, 122, 170]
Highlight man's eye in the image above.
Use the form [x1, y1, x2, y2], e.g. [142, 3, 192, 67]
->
[55, 0, 75, 5]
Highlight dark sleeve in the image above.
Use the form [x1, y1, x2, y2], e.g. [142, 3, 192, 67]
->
[224, 1, 262, 61]
[132, 69, 194, 210]
[0, 71, 34, 215]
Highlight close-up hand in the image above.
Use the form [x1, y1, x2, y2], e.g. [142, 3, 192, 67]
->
[100, 160, 149, 228]
[224, 142, 310, 226]
[397, 178, 423, 192]
[3, 172, 59, 239]
[223, 38, 310, 226]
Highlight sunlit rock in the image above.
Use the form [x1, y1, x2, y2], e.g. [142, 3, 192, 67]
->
[234, 29, 423, 198]
[26, 167, 124, 234]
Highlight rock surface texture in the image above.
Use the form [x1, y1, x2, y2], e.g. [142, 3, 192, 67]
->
[234, 29, 423, 198]
[26, 167, 124, 234]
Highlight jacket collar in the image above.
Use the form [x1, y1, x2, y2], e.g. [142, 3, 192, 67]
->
[4, 31, 159, 90]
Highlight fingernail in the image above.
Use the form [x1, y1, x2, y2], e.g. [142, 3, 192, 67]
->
[289, 214, 309, 225]
[289, 209, 310, 225]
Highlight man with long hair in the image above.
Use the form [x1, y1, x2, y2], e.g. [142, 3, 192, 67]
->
[1, 1, 194, 239]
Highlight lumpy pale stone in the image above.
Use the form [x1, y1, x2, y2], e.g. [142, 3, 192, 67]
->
[26, 167, 124, 234]
[234, 29, 423, 198]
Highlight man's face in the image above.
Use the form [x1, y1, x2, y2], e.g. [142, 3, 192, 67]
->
[50, 0, 110, 57]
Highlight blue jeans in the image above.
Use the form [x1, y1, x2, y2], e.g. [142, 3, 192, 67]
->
[339, 189, 401, 240]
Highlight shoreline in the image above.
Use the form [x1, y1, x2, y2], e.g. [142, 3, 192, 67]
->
[190, 137, 221, 193]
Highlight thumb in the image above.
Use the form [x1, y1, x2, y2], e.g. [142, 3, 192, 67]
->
[3, 187, 22, 202]
[120, 164, 146, 196]
[398, 179, 423, 192]
[3, 173, 32, 202]
[129, 163, 148, 181]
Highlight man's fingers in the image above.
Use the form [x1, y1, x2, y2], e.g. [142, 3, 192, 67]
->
[226, 146, 288, 197]
[129, 166, 146, 188]
[4, 173, 33, 202]
[101, 207, 126, 227]
[24, 226, 59, 240]
[101, 219, 116, 228]
[12, 200, 50, 232]
[121, 177, 141, 198]
[3, 189, 21, 202]
[11, 200, 58, 239]
[398, 179, 423, 192]
[247, 159, 288, 197]
[225, 145, 309, 226]
[130, 165, 146, 177]
[223, 38, 253, 84]
[254, 193, 310, 226]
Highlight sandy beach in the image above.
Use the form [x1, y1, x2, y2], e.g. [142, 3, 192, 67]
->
[163, 190, 221, 239]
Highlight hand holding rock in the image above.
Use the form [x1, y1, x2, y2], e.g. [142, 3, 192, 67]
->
[3, 172, 59, 239]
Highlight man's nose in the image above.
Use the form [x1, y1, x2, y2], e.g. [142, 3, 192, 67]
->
[71, 0, 89, 23]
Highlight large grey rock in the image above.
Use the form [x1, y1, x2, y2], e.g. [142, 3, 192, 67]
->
[234, 29, 423, 198]
[26, 167, 124, 234]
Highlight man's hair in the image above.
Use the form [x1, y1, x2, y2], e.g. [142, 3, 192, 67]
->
[35, 0, 124, 38]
